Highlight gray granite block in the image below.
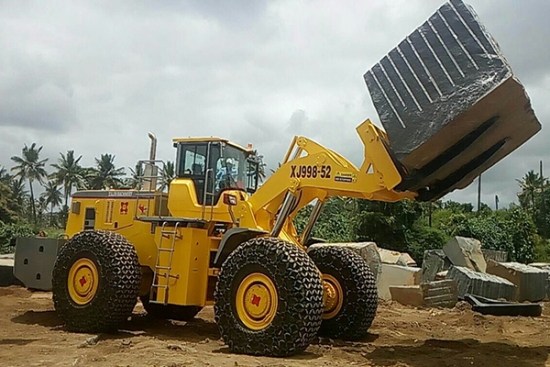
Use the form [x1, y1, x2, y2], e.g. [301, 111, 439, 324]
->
[421, 249, 452, 283]
[446, 266, 516, 301]
[487, 261, 547, 302]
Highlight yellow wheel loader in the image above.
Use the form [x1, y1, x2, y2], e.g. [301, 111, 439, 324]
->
[12, 0, 541, 357]
[47, 121, 407, 357]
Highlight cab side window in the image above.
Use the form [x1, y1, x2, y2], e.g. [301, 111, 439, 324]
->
[177, 145, 207, 177]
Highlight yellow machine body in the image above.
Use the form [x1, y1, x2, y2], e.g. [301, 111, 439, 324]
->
[64, 118, 415, 309]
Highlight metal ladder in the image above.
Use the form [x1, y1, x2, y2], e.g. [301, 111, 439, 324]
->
[149, 221, 181, 304]
[202, 167, 217, 221]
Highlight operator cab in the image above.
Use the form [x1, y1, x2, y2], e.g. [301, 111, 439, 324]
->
[173, 138, 261, 205]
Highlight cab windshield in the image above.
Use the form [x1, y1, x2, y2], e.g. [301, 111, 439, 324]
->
[175, 141, 259, 205]
[215, 145, 247, 191]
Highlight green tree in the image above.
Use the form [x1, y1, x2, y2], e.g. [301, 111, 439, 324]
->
[0, 181, 20, 224]
[36, 196, 48, 226]
[404, 223, 448, 264]
[0, 167, 20, 223]
[126, 163, 144, 189]
[0, 223, 34, 254]
[517, 170, 544, 211]
[50, 150, 85, 209]
[10, 177, 28, 210]
[10, 143, 49, 225]
[78, 167, 98, 190]
[443, 208, 536, 263]
[441, 200, 474, 213]
[0, 166, 10, 183]
[88, 154, 125, 189]
[41, 181, 63, 226]
[354, 199, 423, 252]
[293, 197, 356, 243]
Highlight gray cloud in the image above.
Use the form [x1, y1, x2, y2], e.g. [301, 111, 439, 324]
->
[0, 50, 76, 131]
[0, 0, 548, 210]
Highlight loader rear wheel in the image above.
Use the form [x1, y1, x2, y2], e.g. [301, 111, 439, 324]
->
[214, 237, 324, 357]
[308, 245, 378, 340]
[140, 295, 202, 321]
[52, 230, 141, 333]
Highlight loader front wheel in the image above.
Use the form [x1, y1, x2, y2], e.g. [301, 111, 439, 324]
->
[308, 245, 378, 340]
[214, 237, 324, 357]
[52, 230, 141, 333]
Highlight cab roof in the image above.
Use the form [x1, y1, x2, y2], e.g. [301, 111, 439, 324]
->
[172, 137, 253, 153]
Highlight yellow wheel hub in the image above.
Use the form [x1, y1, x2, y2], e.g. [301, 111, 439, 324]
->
[322, 274, 344, 320]
[68, 258, 99, 305]
[236, 273, 278, 330]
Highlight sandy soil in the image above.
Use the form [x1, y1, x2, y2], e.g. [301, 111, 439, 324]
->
[0, 286, 549, 367]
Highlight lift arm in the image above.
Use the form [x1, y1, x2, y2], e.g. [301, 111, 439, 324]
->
[247, 118, 417, 237]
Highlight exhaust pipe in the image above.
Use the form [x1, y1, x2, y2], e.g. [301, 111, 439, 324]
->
[148, 132, 157, 161]
[143, 132, 158, 191]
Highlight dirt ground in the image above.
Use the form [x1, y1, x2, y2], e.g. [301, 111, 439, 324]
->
[0, 286, 549, 367]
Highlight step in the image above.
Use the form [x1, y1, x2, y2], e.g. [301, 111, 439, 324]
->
[157, 248, 174, 252]
[161, 231, 179, 235]
[151, 284, 168, 289]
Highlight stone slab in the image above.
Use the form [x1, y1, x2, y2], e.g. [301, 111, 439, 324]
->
[482, 249, 508, 263]
[528, 263, 550, 299]
[378, 248, 417, 267]
[422, 249, 452, 283]
[378, 264, 422, 300]
[443, 236, 486, 272]
[446, 266, 516, 301]
[313, 242, 382, 285]
[398, 252, 417, 267]
[364, 0, 540, 201]
[529, 263, 550, 270]
[421, 279, 458, 308]
[487, 261, 547, 302]
[389, 286, 424, 307]
[378, 248, 402, 265]
[390, 280, 458, 308]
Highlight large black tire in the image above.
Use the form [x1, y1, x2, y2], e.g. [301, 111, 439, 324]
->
[214, 237, 324, 357]
[140, 295, 202, 321]
[307, 245, 378, 340]
[52, 230, 141, 333]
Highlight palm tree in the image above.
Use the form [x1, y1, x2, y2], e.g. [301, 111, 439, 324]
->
[41, 181, 63, 226]
[10, 177, 28, 210]
[517, 170, 544, 210]
[159, 161, 175, 192]
[89, 154, 125, 189]
[36, 196, 48, 226]
[269, 162, 282, 175]
[50, 150, 85, 209]
[126, 162, 144, 189]
[10, 143, 49, 224]
[0, 166, 10, 183]
[0, 171, 20, 224]
[77, 167, 98, 190]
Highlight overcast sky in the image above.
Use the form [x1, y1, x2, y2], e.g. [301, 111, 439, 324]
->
[0, 0, 548, 208]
